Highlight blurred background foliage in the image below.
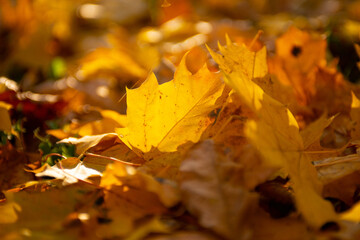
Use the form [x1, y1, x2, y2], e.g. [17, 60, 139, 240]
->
[0, 0, 359, 136]
[1, 0, 359, 87]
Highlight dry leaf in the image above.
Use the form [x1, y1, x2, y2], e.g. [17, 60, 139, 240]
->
[180, 140, 256, 239]
[0, 181, 96, 237]
[35, 157, 102, 185]
[300, 112, 336, 149]
[59, 133, 119, 155]
[117, 53, 225, 154]
[315, 154, 360, 205]
[97, 162, 179, 238]
[209, 38, 337, 228]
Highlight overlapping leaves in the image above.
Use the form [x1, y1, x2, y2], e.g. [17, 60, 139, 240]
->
[208, 37, 337, 228]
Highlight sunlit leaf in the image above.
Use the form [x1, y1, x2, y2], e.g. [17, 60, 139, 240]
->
[209, 38, 337, 228]
[117, 53, 225, 154]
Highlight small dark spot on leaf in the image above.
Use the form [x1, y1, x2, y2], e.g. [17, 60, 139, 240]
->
[94, 196, 104, 206]
[354, 186, 360, 203]
[291, 46, 302, 57]
[39, 176, 56, 180]
[97, 217, 113, 224]
[155, 177, 165, 183]
[325, 197, 349, 212]
[256, 177, 295, 218]
[320, 221, 340, 232]
[0, 192, 5, 202]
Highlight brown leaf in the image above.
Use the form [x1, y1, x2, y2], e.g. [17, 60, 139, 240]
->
[0, 144, 35, 191]
[179, 140, 256, 239]
[96, 162, 180, 238]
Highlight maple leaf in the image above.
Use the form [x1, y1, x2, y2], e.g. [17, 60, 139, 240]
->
[274, 26, 327, 73]
[268, 27, 352, 118]
[300, 112, 336, 149]
[208, 38, 337, 228]
[116, 53, 225, 154]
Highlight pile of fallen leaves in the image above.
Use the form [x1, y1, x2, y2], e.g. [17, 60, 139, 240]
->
[2, 0, 360, 239]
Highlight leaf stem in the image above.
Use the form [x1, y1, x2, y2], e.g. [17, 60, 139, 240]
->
[314, 155, 360, 167]
[249, 30, 263, 50]
[83, 152, 142, 167]
[45, 153, 66, 163]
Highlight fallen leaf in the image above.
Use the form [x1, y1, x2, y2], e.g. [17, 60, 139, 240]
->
[117, 53, 225, 154]
[209, 38, 337, 228]
[35, 157, 102, 185]
[179, 140, 256, 239]
[315, 154, 360, 205]
[96, 162, 179, 238]
[59, 133, 119, 156]
[83, 143, 144, 172]
[0, 181, 96, 237]
[0, 144, 35, 191]
[275, 26, 327, 73]
[205, 92, 253, 147]
[300, 112, 336, 149]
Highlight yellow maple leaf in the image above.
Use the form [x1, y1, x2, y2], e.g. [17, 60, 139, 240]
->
[300, 112, 336, 149]
[209, 37, 337, 228]
[116, 53, 225, 154]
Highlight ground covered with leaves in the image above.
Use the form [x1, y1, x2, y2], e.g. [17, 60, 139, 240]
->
[2, 0, 360, 239]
